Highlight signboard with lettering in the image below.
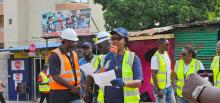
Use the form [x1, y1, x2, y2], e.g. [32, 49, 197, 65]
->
[41, 8, 91, 38]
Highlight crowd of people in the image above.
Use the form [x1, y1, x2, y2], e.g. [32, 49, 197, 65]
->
[34, 27, 220, 103]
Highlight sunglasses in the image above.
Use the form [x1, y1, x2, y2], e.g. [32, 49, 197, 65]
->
[111, 37, 123, 41]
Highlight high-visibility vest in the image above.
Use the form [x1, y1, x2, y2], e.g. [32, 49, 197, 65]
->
[150, 51, 170, 89]
[97, 50, 140, 103]
[39, 72, 50, 92]
[210, 56, 220, 87]
[175, 59, 200, 97]
[91, 55, 106, 71]
[49, 48, 81, 90]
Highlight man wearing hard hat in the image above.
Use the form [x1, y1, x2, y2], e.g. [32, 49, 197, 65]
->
[83, 31, 111, 103]
[48, 28, 81, 103]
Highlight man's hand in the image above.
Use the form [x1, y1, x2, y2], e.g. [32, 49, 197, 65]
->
[83, 93, 90, 103]
[157, 89, 163, 99]
[70, 85, 80, 93]
[183, 74, 211, 102]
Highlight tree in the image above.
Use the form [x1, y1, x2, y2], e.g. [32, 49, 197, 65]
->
[94, 0, 220, 31]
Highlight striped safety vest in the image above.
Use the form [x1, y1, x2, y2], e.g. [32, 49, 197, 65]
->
[97, 50, 140, 103]
[175, 59, 200, 97]
[150, 51, 170, 89]
[49, 48, 80, 90]
[210, 56, 220, 87]
[91, 55, 106, 71]
[39, 72, 50, 92]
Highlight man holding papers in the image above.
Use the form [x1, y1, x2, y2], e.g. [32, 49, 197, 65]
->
[79, 42, 94, 103]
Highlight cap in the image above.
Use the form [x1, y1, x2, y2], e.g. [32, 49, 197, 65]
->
[110, 27, 128, 38]
[82, 42, 92, 48]
[43, 64, 49, 69]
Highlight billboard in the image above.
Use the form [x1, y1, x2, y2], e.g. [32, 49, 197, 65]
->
[41, 9, 91, 38]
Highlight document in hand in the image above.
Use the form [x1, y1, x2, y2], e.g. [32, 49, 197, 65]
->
[92, 70, 116, 88]
[80, 63, 95, 76]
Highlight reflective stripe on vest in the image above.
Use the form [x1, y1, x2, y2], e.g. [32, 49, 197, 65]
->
[91, 55, 106, 71]
[176, 59, 199, 97]
[150, 51, 168, 89]
[39, 72, 50, 92]
[211, 56, 220, 87]
[98, 50, 140, 103]
[49, 48, 80, 90]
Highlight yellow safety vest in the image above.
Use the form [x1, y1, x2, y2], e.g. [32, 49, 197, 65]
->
[97, 50, 140, 103]
[91, 55, 106, 71]
[210, 56, 220, 87]
[150, 51, 169, 89]
[175, 59, 200, 97]
[39, 72, 50, 92]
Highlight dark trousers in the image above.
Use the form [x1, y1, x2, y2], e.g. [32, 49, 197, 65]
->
[0, 92, 5, 103]
[40, 92, 50, 103]
[50, 90, 80, 103]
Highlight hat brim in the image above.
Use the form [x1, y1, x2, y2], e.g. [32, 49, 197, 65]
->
[68, 37, 79, 41]
[110, 31, 125, 38]
[95, 37, 110, 44]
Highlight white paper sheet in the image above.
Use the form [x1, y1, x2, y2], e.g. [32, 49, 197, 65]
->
[80, 63, 95, 76]
[92, 70, 116, 88]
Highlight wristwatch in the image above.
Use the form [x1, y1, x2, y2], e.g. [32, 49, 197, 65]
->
[192, 85, 208, 103]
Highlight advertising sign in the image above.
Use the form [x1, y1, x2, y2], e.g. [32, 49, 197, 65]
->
[41, 9, 91, 38]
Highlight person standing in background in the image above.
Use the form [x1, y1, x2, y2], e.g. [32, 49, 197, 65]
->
[0, 79, 6, 103]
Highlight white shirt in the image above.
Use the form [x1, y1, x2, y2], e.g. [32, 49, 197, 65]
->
[183, 61, 205, 74]
[151, 53, 171, 87]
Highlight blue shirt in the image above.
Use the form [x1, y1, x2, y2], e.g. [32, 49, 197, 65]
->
[103, 52, 143, 103]
[78, 57, 90, 96]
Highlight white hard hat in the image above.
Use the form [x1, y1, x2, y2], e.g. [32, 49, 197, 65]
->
[60, 28, 79, 41]
[95, 31, 110, 44]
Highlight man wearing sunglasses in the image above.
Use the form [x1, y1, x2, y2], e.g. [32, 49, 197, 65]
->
[173, 46, 204, 103]
[83, 31, 111, 103]
[151, 38, 176, 103]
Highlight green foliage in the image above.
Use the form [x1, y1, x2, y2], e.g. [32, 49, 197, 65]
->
[94, 0, 220, 31]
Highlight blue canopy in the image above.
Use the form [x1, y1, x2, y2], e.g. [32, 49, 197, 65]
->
[0, 42, 61, 52]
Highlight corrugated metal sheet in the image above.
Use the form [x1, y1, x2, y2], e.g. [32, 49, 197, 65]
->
[174, 31, 218, 69]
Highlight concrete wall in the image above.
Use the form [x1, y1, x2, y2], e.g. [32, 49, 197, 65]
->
[4, 0, 19, 48]
[0, 52, 10, 99]
[89, 0, 106, 33]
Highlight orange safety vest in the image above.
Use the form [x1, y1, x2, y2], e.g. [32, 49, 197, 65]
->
[49, 48, 80, 90]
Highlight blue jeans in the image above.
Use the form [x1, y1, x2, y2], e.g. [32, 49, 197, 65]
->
[154, 85, 176, 103]
[177, 96, 190, 103]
